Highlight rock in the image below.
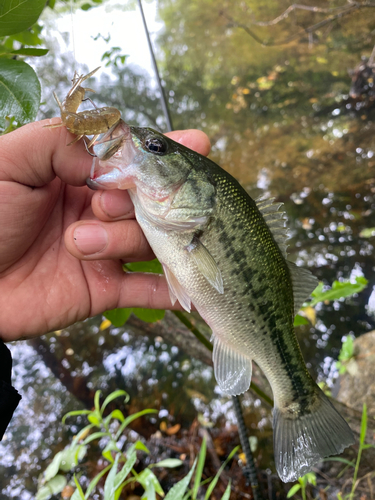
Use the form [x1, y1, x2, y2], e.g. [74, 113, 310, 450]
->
[337, 330, 375, 415]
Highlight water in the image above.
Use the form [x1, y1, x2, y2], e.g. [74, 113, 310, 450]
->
[2, 0, 375, 496]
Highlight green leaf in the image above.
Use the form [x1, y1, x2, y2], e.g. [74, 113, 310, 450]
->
[359, 227, 375, 238]
[73, 475, 86, 500]
[113, 451, 137, 490]
[11, 47, 49, 56]
[164, 458, 197, 500]
[101, 390, 129, 414]
[308, 277, 368, 307]
[133, 308, 165, 323]
[0, 59, 41, 126]
[110, 409, 125, 422]
[138, 469, 164, 500]
[115, 409, 157, 440]
[35, 486, 53, 500]
[338, 336, 355, 363]
[204, 446, 239, 500]
[362, 443, 375, 450]
[220, 481, 231, 500]
[322, 457, 355, 467]
[150, 458, 184, 468]
[44, 451, 63, 482]
[36, 475, 67, 500]
[294, 314, 309, 326]
[62, 410, 91, 424]
[81, 3, 93, 11]
[94, 390, 101, 412]
[193, 436, 206, 499]
[85, 464, 112, 499]
[102, 449, 115, 463]
[88, 408, 102, 426]
[304, 472, 316, 486]
[59, 445, 87, 472]
[287, 484, 301, 497]
[104, 308, 132, 327]
[82, 431, 109, 445]
[124, 259, 163, 274]
[10, 27, 42, 46]
[360, 403, 367, 445]
[0, 0, 46, 36]
[104, 453, 120, 500]
[72, 424, 95, 446]
[126, 440, 150, 457]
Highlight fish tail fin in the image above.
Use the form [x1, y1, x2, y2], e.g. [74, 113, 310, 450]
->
[273, 389, 355, 482]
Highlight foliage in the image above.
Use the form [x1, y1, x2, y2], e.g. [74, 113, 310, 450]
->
[103, 260, 165, 326]
[336, 335, 355, 375]
[0, 0, 113, 133]
[294, 277, 368, 327]
[0, 1, 50, 131]
[0, 0, 46, 37]
[324, 404, 375, 500]
[36, 390, 236, 500]
[286, 472, 316, 500]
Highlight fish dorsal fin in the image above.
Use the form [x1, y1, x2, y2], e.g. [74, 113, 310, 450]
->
[186, 237, 224, 294]
[287, 261, 318, 314]
[256, 197, 289, 258]
[212, 335, 252, 395]
[162, 263, 191, 313]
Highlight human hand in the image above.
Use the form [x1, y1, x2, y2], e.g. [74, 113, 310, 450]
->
[0, 120, 211, 341]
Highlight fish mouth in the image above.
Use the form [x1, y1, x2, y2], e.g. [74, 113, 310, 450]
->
[86, 120, 138, 190]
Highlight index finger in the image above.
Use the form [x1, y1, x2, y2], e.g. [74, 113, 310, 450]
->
[0, 119, 92, 187]
[0, 120, 212, 188]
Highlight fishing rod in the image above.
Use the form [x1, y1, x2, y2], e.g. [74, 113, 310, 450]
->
[137, 1, 262, 497]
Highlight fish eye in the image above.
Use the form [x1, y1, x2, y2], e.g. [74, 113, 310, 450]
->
[145, 136, 168, 155]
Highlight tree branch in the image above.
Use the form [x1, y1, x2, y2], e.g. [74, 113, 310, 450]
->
[221, 1, 375, 46]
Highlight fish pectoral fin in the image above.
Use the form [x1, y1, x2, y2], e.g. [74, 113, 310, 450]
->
[162, 263, 191, 313]
[287, 261, 318, 314]
[212, 336, 252, 395]
[186, 237, 224, 294]
[161, 213, 210, 231]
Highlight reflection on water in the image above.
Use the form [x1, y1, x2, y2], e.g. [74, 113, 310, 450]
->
[2, 0, 375, 496]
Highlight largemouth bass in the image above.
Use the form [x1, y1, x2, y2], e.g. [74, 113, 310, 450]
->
[87, 121, 354, 482]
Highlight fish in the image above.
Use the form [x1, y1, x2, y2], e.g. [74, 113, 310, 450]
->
[87, 120, 355, 482]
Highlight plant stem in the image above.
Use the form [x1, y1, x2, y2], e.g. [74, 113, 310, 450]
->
[172, 311, 274, 407]
[172, 311, 213, 351]
[349, 444, 363, 500]
[232, 395, 263, 500]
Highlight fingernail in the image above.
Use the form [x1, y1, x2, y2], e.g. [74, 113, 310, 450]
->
[100, 191, 133, 218]
[74, 225, 108, 255]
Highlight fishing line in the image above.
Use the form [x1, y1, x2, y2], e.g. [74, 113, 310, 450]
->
[69, 0, 76, 71]
[137, 0, 173, 132]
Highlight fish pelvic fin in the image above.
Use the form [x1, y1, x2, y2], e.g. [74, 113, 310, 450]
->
[273, 389, 355, 483]
[162, 263, 191, 313]
[212, 336, 252, 395]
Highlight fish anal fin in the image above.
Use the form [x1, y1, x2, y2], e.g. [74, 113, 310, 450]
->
[255, 197, 289, 258]
[162, 263, 191, 313]
[287, 261, 318, 314]
[273, 389, 354, 482]
[212, 336, 252, 395]
[186, 237, 224, 294]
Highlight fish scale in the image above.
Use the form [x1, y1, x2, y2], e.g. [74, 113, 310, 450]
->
[88, 121, 355, 482]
